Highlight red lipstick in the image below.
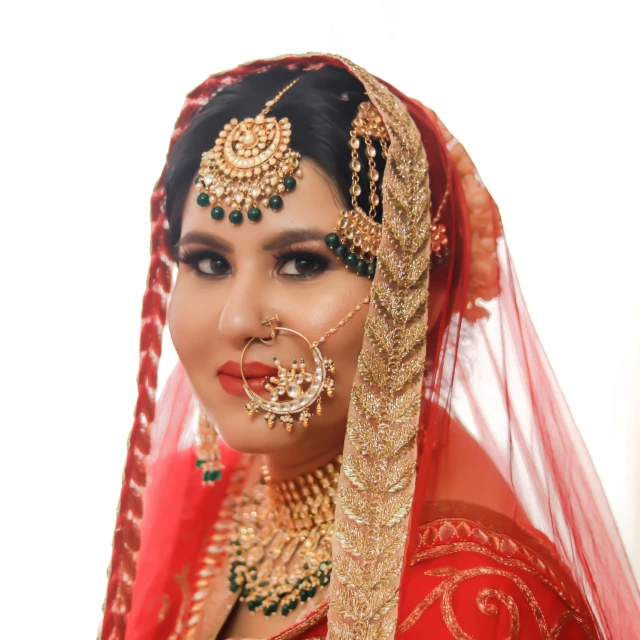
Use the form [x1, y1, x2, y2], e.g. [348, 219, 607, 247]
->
[218, 360, 278, 397]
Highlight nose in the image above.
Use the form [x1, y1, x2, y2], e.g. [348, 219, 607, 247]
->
[217, 268, 272, 348]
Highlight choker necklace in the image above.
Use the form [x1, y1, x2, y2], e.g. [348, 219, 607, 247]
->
[228, 455, 342, 617]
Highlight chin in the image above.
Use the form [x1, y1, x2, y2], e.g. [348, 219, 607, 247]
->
[213, 411, 306, 455]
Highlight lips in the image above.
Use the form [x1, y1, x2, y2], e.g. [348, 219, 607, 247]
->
[218, 360, 278, 397]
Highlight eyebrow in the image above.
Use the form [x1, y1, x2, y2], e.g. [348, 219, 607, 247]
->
[261, 228, 327, 252]
[174, 228, 328, 255]
[174, 231, 233, 254]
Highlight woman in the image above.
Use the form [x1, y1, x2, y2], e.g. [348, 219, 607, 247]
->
[100, 54, 640, 639]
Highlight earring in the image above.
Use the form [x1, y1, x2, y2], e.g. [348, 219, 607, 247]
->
[325, 102, 388, 278]
[430, 187, 450, 267]
[241, 299, 369, 432]
[195, 411, 223, 484]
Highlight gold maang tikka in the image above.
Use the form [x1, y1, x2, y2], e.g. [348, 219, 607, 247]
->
[195, 78, 304, 225]
[241, 299, 369, 431]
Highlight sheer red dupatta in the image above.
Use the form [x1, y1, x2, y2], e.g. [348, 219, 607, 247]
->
[101, 54, 640, 640]
[397, 93, 640, 636]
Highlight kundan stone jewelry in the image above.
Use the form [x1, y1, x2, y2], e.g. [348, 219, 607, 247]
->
[240, 299, 369, 431]
[194, 78, 304, 225]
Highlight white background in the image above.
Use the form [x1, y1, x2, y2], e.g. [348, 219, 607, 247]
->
[1, 1, 639, 637]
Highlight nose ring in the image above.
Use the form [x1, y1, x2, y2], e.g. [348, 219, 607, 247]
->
[260, 314, 280, 342]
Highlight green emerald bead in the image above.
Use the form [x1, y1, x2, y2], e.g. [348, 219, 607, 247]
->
[289, 599, 298, 610]
[210, 206, 224, 221]
[366, 261, 376, 278]
[300, 590, 309, 602]
[268, 195, 283, 210]
[308, 586, 317, 598]
[194, 175, 202, 186]
[344, 252, 358, 269]
[230, 582, 239, 592]
[197, 193, 210, 207]
[355, 259, 367, 275]
[247, 207, 262, 222]
[195, 459, 204, 468]
[229, 210, 243, 225]
[212, 469, 221, 480]
[259, 580, 270, 587]
[325, 233, 339, 249]
[334, 244, 347, 259]
[282, 604, 290, 616]
[283, 175, 296, 191]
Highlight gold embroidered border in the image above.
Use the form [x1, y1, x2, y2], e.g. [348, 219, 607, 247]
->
[414, 516, 592, 615]
[397, 564, 597, 639]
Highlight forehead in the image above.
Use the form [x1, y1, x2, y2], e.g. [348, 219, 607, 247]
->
[180, 159, 344, 242]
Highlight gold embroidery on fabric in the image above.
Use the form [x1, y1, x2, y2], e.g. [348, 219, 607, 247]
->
[400, 519, 597, 638]
[413, 519, 586, 613]
[342, 454, 413, 493]
[397, 565, 596, 639]
[324, 55, 430, 640]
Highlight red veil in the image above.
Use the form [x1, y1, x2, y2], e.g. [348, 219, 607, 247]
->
[101, 54, 640, 639]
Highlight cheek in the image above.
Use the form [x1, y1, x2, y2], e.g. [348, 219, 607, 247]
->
[168, 276, 216, 367]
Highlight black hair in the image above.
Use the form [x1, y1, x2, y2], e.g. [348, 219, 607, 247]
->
[164, 65, 387, 251]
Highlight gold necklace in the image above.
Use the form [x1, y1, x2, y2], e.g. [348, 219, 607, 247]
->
[227, 455, 341, 617]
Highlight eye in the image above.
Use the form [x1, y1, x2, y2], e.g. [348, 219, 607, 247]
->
[196, 256, 231, 276]
[178, 250, 231, 277]
[278, 253, 328, 278]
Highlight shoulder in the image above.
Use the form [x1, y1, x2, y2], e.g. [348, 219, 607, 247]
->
[398, 508, 599, 639]
[423, 402, 532, 525]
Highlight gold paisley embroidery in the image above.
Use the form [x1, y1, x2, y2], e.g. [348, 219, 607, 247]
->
[398, 566, 596, 639]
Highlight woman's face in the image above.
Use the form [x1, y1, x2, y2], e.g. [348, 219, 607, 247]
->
[168, 159, 372, 461]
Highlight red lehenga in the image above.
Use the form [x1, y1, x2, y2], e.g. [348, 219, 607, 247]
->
[101, 54, 640, 640]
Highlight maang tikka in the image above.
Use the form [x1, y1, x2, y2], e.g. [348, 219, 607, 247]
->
[241, 299, 369, 431]
[195, 78, 304, 225]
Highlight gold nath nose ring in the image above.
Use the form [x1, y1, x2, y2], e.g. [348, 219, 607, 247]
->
[260, 314, 280, 342]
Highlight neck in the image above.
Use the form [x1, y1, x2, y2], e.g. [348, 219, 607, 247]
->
[261, 441, 344, 482]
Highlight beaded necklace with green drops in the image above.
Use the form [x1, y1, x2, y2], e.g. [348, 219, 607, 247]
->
[227, 455, 341, 617]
